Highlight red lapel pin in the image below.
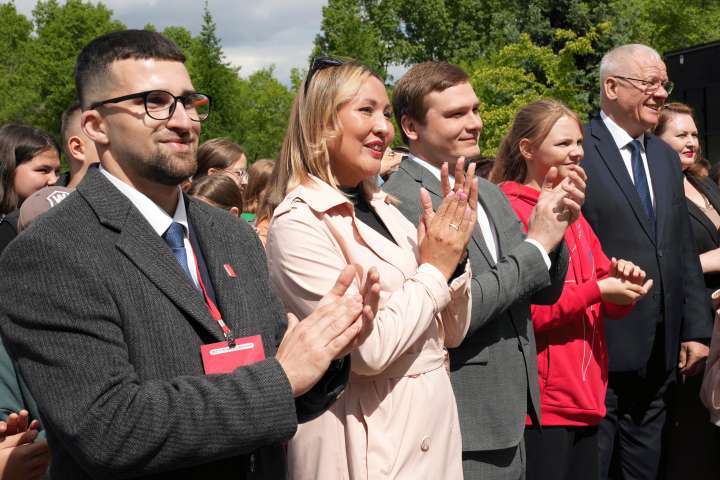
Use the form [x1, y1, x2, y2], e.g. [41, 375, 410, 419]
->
[223, 263, 236, 277]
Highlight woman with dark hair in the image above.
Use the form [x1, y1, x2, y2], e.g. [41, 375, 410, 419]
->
[654, 102, 720, 478]
[187, 174, 243, 216]
[0, 124, 61, 253]
[194, 137, 247, 189]
[492, 99, 652, 480]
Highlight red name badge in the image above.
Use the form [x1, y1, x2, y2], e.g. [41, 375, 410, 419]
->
[200, 335, 266, 374]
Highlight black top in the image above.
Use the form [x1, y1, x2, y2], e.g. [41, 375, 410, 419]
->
[344, 187, 397, 245]
[0, 210, 19, 256]
[685, 173, 720, 304]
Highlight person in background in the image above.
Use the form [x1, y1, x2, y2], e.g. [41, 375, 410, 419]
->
[58, 102, 99, 188]
[266, 57, 476, 479]
[187, 174, 243, 216]
[692, 157, 711, 178]
[241, 158, 275, 242]
[580, 44, 712, 479]
[0, 124, 60, 254]
[378, 146, 406, 183]
[475, 156, 495, 179]
[195, 137, 248, 190]
[653, 101, 720, 478]
[492, 99, 652, 480]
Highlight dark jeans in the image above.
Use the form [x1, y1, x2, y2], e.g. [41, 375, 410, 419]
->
[525, 425, 599, 480]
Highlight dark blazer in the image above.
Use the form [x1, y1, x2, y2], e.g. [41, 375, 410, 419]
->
[581, 115, 712, 373]
[383, 158, 568, 452]
[0, 168, 345, 479]
[685, 173, 720, 302]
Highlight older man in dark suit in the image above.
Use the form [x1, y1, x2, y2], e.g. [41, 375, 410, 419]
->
[581, 43, 712, 479]
[383, 61, 584, 480]
[0, 30, 376, 479]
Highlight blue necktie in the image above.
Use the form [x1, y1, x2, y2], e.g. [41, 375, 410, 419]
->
[163, 222, 194, 283]
[628, 140, 654, 222]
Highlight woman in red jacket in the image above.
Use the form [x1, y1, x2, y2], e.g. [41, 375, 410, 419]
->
[490, 99, 654, 480]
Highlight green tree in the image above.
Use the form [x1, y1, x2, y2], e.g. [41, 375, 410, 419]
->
[9, 0, 124, 133]
[466, 26, 607, 155]
[234, 68, 294, 161]
[0, 2, 34, 124]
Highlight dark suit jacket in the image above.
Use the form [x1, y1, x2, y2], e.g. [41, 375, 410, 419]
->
[383, 159, 568, 452]
[581, 115, 712, 373]
[685, 173, 720, 302]
[0, 168, 345, 479]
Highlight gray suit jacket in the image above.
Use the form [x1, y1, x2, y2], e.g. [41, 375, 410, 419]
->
[383, 159, 568, 452]
[0, 168, 345, 479]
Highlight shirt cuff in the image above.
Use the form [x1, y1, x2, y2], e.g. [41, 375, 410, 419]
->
[524, 239, 551, 270]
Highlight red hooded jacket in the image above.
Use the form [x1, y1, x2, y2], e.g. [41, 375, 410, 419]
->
[501, 181, 632, 426]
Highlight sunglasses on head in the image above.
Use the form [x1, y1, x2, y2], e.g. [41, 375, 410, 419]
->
[304, 56, 345, 95]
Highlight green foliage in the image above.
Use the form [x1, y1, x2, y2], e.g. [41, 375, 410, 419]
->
[0, 1, 296, 163]
[466, 26, 607, 155]
[315, 0, 720, 154]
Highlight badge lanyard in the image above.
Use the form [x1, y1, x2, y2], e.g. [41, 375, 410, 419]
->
[189, 243, 236, 348]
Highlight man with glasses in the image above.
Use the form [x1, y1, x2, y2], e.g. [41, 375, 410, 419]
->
[581, 43, 712, 478]
[0, 30, 375, 479]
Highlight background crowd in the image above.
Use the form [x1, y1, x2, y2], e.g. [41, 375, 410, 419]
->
[0, 3, 719, 480]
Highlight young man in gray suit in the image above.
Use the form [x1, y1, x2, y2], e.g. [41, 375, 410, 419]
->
[383, 62, 584, 479]
[0, 30, 378, 479]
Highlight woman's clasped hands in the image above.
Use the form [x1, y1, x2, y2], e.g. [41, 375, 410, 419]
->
[418, 157, 478, 280]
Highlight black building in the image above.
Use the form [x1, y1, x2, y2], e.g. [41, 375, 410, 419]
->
[665, 40, 720, 162]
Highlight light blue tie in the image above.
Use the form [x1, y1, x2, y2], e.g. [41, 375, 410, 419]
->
[628, 140, 654, 223]
[163, 222, 193, 283]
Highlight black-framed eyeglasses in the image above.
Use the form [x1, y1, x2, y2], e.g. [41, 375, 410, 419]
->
[89, 90, 212, 122]
[304, 56, 345, 95]
[612, 75, 674, 95]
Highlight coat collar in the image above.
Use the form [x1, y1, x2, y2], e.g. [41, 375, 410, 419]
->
[277, 175, 417, 275]
[77, 167, 225, 342]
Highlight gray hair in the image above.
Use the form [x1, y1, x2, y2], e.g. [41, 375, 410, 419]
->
[599, 44, 662, 85]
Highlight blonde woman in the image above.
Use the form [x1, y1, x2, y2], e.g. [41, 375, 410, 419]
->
[266, 58, 477, 479]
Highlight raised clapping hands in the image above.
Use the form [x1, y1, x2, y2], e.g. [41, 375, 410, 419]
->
[417, 157, 478, 280]
[276, 265, 380, 397]
[0, 410, 49, 480]
[527, 165, 587, 253]
[598, 258, 654, 305]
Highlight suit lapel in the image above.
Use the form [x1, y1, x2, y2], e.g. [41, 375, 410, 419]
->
[646, 135, 671, 245]
[687, 176, 720, 245]
[590, 117, 656, 245]
[79, 169, 223, 342]
[187, 201, 253, 335]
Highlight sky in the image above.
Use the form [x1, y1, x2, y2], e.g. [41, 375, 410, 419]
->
[13, 0, 328, 84]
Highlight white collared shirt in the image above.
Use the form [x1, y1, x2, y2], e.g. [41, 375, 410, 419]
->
[407, 154, 551, 268]
[600, 111, 655, 207]
[100, 166, 200, 288]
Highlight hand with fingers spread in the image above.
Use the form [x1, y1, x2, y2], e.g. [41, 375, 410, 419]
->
[0, 411, 40, 443]
[276, 265, 367, 397]
[418, 157, 478, 280]
[0, 413, 49, 480]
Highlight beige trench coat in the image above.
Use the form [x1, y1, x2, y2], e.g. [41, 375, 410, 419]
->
[266, 177, 471, 479]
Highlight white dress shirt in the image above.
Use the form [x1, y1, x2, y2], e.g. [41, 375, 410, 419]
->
[100, 166, 200, 288]
[407, 154, 551, 268]
[600, 110, 655, 207]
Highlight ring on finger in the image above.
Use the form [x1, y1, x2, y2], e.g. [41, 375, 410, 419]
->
[449, 223, 459, 230]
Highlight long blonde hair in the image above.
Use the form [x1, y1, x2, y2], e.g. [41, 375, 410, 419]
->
[490, 99, 582, 184]
[265, 61, 383, 215]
